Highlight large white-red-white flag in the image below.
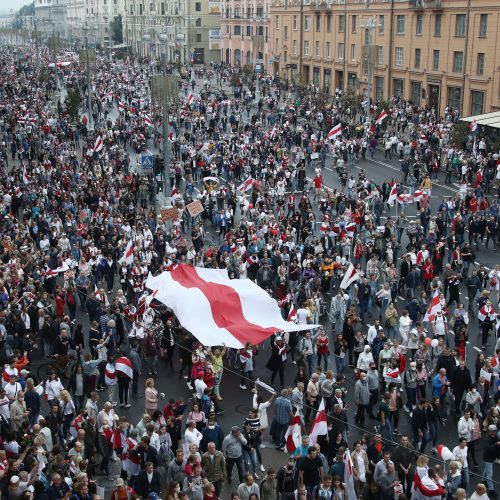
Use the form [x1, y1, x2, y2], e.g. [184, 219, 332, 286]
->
[339, 263, 359, 290]
[187, 93, 194, 105]
[397, 193, 413, 205]
[375, 110, 388, 125]
[343, 449, 357, 500]
[309, 398, 327, 445]
[118, 240, 134, 266]
[145, 265, 318, 348]
[237, 177, 254, 192]
[413, 189, 425, 202]
[284, 409, 302, 452]
[424, 290, 442, 322]
[387, 183, 398, 206]
[327, 123, 342, 140]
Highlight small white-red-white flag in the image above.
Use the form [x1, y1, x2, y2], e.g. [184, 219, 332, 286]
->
[387, 183, 398, 206]
[118, 240, 134, 266]
[397, 193, 413, 205]
[95, 285, 110, 306]
[93, 136, 103, 153]
[375, 110, 388, 125]
[343, 449, 357, 500]
[470, 119, 478, 132]
[424, 290, 442, 323]
[237, 177, 254, 192]
[345, 222, 356, 237]
[309, 398, 328, 445]
[144, 115, 154, 128]
[340, 263, 359, 290]
[118, 101, 125, 110]
[187, 92, 194, 105]
[284, 409, 302, 452]
[413, 189, 425, 202]
[327, 123, 342, 140]
[287, 305, 297, 322]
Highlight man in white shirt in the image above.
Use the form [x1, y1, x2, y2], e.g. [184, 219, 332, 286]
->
[452, 438, 469, 491]
[4, 375, 22, 403]
[0, 387, 10, 421]
[194, 371, 207, 400]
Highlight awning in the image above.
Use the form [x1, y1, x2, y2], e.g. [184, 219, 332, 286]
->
[461, 111, 500, 130]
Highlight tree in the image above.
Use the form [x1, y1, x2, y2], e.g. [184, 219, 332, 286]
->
[65, 87, 81, 123]
[110, 15, 123, 44]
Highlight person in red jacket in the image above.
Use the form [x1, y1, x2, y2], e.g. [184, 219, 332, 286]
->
[423, 258, 434, 292]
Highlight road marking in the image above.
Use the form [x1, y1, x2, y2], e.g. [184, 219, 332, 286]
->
[365, 158, 459, 195]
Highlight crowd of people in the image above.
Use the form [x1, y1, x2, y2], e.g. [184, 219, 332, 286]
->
[0, 39, 499, 500]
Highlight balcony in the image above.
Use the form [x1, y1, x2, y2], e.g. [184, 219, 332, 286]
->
[409, 0, 443, 9]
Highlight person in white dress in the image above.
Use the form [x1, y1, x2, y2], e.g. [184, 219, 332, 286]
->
[252, 388, 276, 446]
[183, 420, 203, 456]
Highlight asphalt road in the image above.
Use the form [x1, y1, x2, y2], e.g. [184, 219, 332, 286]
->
[36, 74, 499, 496]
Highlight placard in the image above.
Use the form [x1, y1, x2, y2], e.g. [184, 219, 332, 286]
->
[187, 200, 204, 217]
[160, 207, 178, 222]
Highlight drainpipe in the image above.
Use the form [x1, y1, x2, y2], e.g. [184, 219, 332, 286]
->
[461, 0, 471, 116]
[387, 0, 394, 101]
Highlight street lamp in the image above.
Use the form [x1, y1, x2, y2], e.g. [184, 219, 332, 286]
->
[360, 16, 380, 123]
[82, 24, 95, 131]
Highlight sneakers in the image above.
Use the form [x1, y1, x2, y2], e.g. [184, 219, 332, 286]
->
[260, 464, 265, 472]
[240, 384, 247, 389]
[120, 403, 125, 407]
[432, 448, 437, 454]
[112, 402, 117, 407]
[404, 407, 410, 413]
[125, 403, 131, 408]
[216, 395, 223, 401]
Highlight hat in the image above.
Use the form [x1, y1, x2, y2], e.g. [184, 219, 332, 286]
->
[488, 424, 497, 432]
[10, 476, 19, 484]
[20, 369, 28, 376]
[115, 478, 125, 487]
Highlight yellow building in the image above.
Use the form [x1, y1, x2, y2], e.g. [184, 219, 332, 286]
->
[269, 0, 500, 116]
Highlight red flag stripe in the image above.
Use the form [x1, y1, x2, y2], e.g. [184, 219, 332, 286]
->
[169, 265, 279, 346]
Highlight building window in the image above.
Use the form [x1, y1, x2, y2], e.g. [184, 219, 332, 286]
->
[195, 2, 201, 12]
[284, 51, 288, 63]
[338, 15, 345, 33]
[396, 15, 405, 34]
[315, 15, 320, 32]
[315, 41, 320, 57]
[284, 26, 288, 41]
[225, 25, 230, 34]
[471, 90, 485, 115]
[379, 15, 385, 35]
[324, 69, 331, 92]
[394, 79, 404, 97]
[479, 14, 487, 36]
[313, 67, 320, 86]
[351, 15, 357, 33]
[377, 46, 384, 65]
[326, 15, 331, 33]
[275, 16, 279, 29]
[275, 38, 279, 52]
[448, 87, 462, 110]
[293, 39, 297, 55]
[477, 53, 485, 75]
[411, 81, 422, 106]
[434, 14, 441, 36]
[234, 7, 240, 17]
[293, 16, 297, 30]
[338, 42, 345, 60]
[195, 17, 201, 27]
[416, 14, 422, 35]
[350, 44, 355, 61]
[395, 47, 403, 66]
[257, 26, 264, 36]
[234, 25, 241, 35]
[246, 25, 252, 37]
[375, 76, 384, 101]
[415, 48, 421, 69]
[432, 50, 439, 71]
[326, 41, 331, 58]
[196, 33, 201, 42]
[453, 51, 463, 72]
[304, 16, 310, 31]
[455, 14, 466, 36]
[304, 41, 309, 56]
[256, 7, 263, 17]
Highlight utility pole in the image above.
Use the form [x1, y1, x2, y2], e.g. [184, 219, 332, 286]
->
[82, 25, 95, 131]
[361, 15, 378, 123]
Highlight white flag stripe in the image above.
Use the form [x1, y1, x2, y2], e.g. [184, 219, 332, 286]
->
[147, 272, 241, 347]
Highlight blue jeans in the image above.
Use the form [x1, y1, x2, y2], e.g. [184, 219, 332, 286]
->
[482, 461, 493, 491]
[405, 387, 417, 412]
[379, 419, 393, 443]
[305, 355, 315, 377]
[429, 420, 438, 447]
[335, 355, 347, 375]
[273, 421, 288, 448]
[242, 448, 259, 475]
[413, 430, 430, 453]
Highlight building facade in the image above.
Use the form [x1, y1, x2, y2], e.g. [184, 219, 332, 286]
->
[34, 0, 68, 38]
[269, 0, 500, 117]
[220, 0, 271, 71]
[123, 0, 221, 64]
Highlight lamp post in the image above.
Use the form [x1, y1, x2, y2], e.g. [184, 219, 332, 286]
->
[82, 24, 95, 131]
[360, 16, 379, 123]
